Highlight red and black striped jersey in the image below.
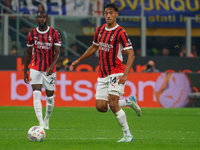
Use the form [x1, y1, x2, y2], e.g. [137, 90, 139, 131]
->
[27, 26, 61, 72]
[93, 23, 133, 78]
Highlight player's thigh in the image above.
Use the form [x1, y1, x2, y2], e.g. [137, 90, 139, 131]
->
[42, 72, 56, 91]
[30, 69, 43, 91]
[32, 84, 42, 91]
[96, 77, 109, 111]
[45, 89, 54, 97]
[108, 73, 125, 97]
[96, 77, 109, 101]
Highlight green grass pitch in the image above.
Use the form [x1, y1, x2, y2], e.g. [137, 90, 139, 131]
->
[0, 107, 199, 150]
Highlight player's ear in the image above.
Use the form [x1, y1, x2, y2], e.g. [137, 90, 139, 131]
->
[116, 11, 118, 17]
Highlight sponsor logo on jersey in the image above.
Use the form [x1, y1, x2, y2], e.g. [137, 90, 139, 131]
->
[99, 42, 113, 52]
[34, 41, 52, 49]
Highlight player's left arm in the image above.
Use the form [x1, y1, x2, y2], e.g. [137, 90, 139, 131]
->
[46, 30, 61, 75]
[117, 30, 135, 84]
[46, 45, 61, 76]
[118, 49, 135, 84]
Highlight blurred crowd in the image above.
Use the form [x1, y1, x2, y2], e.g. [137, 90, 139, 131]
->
[134, 44, 198, 58]
[56, 57, 72, 71]
[1, 0, 199, 58]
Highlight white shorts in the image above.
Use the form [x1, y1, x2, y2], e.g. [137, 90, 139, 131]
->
[30, 69, 56, 91]
[96, 73, 125, 101]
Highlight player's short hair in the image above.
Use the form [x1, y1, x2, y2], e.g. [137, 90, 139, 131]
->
[37, 3, 45, 11]
[104, 2, 118, 12]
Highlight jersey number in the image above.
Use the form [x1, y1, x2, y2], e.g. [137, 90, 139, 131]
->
[50, 77, 56, 84]
[110, 77, 117, 84]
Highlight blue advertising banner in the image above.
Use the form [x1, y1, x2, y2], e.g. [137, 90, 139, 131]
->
[104, 0, 200, 27]
[13, 0, 104, 16]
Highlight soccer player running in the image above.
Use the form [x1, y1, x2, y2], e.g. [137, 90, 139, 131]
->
[23, 11, 61, 130]
[70, 2, 141, 142]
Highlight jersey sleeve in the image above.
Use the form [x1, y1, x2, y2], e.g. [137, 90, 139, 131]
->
[54, 30, 62, 46]
[27, 31, 34, 47]
[119, 30, 133, 50]
[92, 26, 100, 46]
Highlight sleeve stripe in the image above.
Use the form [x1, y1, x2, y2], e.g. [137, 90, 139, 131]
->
[27, 44, 33, 47]
[93, 41, 99, 46]
[54, 43, 61, 46]
[123, 46, 133, 50]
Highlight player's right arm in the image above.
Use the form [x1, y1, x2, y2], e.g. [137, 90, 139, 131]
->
[24, 31, 34, 84]
[24, 46, 32, 84]
[69, 44, 98, 71]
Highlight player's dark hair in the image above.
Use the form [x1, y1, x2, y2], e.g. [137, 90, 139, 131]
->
[104, 2, 118, 12]
[37, 3, 45, 11]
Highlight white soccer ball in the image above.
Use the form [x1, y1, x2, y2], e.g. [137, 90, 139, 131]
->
[27, 126, 46, 142]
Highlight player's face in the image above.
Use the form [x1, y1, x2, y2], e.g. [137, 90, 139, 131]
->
[104, 8, 118, 25]
[37, 12, 49, 28]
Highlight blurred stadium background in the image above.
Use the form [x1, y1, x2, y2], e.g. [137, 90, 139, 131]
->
[0, 0, 200, 108]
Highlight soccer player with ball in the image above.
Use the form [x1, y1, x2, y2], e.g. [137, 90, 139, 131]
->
[70, 2, 141, 142]
[24, 11, 61, 130]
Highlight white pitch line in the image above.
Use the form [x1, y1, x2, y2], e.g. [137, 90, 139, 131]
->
[0, 137, 195, 140]
[0, 128, 197, 134]
[0, 110, 200, 115]
[0, 137, 116, 140]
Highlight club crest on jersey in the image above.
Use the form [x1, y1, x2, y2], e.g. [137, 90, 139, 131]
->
[48, 36, 52, 41]
[110, 34, 114, 41]
[99, 34, 101, 38]
[34, 37, 39, 40]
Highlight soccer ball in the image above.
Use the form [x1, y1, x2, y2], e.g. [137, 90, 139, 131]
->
[27, 126, 46, 142]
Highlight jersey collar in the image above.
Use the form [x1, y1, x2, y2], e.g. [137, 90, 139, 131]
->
[36, 26, 49, 34]
[105, 24, 119, 31]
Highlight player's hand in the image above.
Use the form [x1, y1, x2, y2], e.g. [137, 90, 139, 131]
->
[69, 59, 80, 71]
[24, 72, 29, 84]
[117, 74, 127, 84]
[46, 67, 53, 76]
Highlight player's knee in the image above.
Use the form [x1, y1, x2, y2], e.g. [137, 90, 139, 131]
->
[32, 85, 42, 91]
[108, 95, 118, 108]
[96, 103, 107, 112]
[108, 101, 117, 111]
[96, 105, 107, 112]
